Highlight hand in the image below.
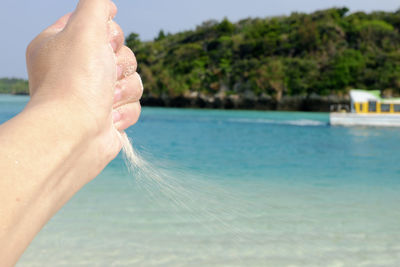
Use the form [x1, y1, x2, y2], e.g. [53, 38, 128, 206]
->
[0, 1, 143, 265]
[26, 0, 142, 164]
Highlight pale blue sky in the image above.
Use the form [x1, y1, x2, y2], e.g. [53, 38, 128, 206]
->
[1, 0, 399, 78]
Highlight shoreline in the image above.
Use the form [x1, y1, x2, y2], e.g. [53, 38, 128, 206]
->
[1, 93, 349, 112]
[141, 94, 350, 112]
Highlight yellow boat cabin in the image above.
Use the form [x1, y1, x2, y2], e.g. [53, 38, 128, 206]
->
[351, 90, 400, 114]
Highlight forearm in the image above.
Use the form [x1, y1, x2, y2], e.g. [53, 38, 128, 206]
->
[0, 0, 141, 265]
[0, 102, 97, 266]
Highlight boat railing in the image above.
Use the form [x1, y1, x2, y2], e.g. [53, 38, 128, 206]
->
[330, 104, 350, 113]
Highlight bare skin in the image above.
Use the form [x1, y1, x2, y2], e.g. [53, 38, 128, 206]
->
[0, 0, 142, 266]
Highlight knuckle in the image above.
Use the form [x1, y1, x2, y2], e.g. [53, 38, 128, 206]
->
[115, 102, 141, 130]
[110, 20, 124, 42]
[117, 47, 138, 78]
[135, 73, 143, 92]
[26, 43, 32, 57]
[127, 103, 141, 126]
[127, 74, 143, 100]
[26, 39, 37, 59]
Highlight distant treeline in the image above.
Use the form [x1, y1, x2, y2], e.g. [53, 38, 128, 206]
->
[0, 78, 28, 95]
[2, 8, 400, 110]
[126, 7, 400, 106]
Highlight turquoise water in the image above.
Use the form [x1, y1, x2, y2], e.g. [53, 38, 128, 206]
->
[1, 95, 400, 266]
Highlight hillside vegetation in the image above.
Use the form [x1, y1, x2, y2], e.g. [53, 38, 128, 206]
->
[2, 8, 400, 110]
[128, 7, 400, 104]
[0, 78, 28, 95]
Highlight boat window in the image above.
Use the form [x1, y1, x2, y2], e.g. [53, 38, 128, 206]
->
[368, 101, 377, 112]
[381, 104, 391, 112]
[358, 103, 364, 112]
[394, 104, 400, 112]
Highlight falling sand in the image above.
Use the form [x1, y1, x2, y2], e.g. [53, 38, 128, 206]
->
[118, 131, 253, 239]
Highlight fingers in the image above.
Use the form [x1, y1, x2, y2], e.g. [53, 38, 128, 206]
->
[114, 73, 144, 106]
[109, 20, 124, 52]
[112, 102, 141, 131]
[116, 46, 137, 80]
[113, 45, 141, 131]
[68, 0, 116, 33]
[40, 8, 123, 53]
[109, 1, 118, 20]
[75, 0, 116, 21]
[31, 1, 117, 47]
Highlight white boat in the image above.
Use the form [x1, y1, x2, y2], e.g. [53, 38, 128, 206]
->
[330, 90, 400, 127]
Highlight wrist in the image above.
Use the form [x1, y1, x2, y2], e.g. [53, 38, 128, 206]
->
[26, 95, 95, 137]
[22, 94, 120, 186]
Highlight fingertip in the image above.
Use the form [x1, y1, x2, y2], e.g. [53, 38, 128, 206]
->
[116, 46, 137, 80]
[113, 102, 141, 131]
[109, 1, 118, 20]
[71, 0, 114, 29]
[135, 72, 144, 93]
[109, 21, 124, 52]
[113, 72, 144, 106]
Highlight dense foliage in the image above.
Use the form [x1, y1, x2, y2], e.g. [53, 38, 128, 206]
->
[2, 7, 400, 103]
[0, 78, 28, 95]
[128, 7, 400, 100]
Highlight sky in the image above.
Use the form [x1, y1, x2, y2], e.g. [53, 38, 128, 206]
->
[0, 0, 399, 79]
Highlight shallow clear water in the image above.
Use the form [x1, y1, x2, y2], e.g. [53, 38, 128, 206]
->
[1, 95, 400, 266]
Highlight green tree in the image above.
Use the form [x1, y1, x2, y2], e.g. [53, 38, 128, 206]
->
[155, 30, 166, 41]
[323, 49, 365, 91]
[118, 7, 400, 101]
[125, 33, 141, 51]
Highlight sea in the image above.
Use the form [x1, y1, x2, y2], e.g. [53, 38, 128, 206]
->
[1, 95, 400, 267]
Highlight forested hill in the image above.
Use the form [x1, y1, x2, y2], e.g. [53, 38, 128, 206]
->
[126, 7, 400, 110]
[0, 78, 28, 95]
[2, 8, 400, 111]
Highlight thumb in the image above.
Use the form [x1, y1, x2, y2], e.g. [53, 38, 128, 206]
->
[26, 13, 73, 57]
[67, 0, 117, 32]
[47, 13, 73, 32]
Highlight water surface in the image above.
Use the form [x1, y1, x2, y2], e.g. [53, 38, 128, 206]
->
[1, 95, 399, 266]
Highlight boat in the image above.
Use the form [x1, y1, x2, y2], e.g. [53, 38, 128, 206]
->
[330, 89, 400, 127]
